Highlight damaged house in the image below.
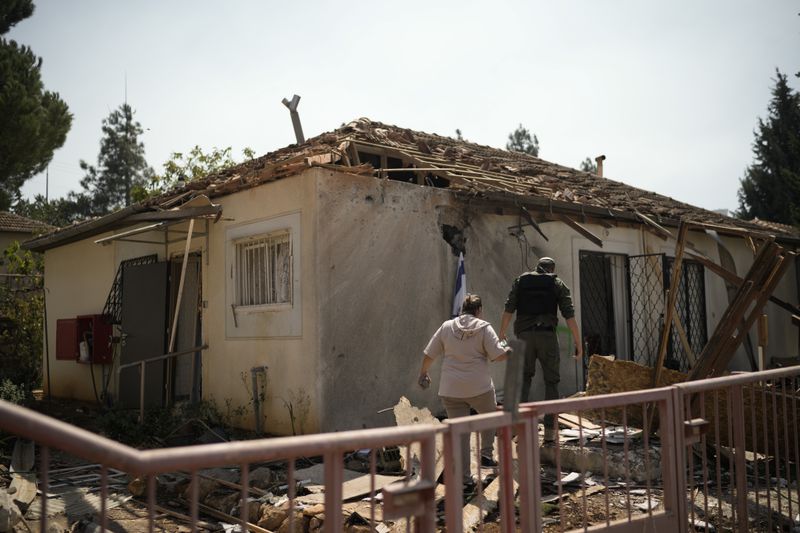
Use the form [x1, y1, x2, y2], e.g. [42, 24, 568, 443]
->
[24, 118, 800, 436]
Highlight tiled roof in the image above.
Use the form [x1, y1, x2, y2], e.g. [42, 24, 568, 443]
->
[0, 211, 53, 233]
[143, 118, 787, 234]
[25, 118, 800, 251]
[749, 218, 800, 236]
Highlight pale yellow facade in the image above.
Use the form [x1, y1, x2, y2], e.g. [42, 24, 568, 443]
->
[43, 171, 321, 435]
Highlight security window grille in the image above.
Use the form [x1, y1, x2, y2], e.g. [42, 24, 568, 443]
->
[234, 231, 291, 307]
[626, 254, 708, 372]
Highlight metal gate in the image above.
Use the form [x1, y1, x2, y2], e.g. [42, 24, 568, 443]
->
[626, 254, 707, 372]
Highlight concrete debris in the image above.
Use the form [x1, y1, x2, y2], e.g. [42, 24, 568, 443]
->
[257, 504, 288, 530]
[246, 467, 275, 488]
[540, 438, 661, 483]
[26, 487, 132, 520]
[634, 498, 660, 512]
[0, 488, 23, 532]
[555, 472, 582, 486]
[691, 519, 716, 532]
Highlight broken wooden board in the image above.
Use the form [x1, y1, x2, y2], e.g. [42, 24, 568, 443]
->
[392, 396, 491, 481]
[9, 439, 37, 512]
[558, 413, 602, 431]
[26, 487, 132, 519]
[462, 476, 506, 530]
[585, 356, 687, 428]
[294, 463, 365, 485]
[296, 474, 403, 505]
[392, 396, 446, 480]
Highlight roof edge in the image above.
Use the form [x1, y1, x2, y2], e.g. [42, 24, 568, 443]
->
[22, 205, 147, 253]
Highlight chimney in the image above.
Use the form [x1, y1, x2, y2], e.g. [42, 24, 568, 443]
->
[594, 155, 606, 177]
[281, 94, 305, 144]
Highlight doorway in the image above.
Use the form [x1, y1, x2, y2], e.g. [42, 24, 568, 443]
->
[579, 251, 630, 383]
[168, 253, 203, 403]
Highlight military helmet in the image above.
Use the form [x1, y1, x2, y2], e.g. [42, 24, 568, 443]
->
[537, 256, 556, 272]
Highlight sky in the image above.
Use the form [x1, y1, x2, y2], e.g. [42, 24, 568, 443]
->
[8, 1, 800, 213]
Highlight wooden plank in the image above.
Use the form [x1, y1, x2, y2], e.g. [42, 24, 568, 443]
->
[687, 252, 800, 317]
[634, 210, 672, 240]
[194, 502, 270, 533]
[196, 472, 269, 497]
[462, 476, 505, 530]
[558, 413, 602, 431]
[296, 473, 402, 504]
[556, 214, 603, 247]
[146, 502, 219, 531]
[688, 244, 787, 380]
[653, 222, 689, 387]
[671, 314, 697, 367]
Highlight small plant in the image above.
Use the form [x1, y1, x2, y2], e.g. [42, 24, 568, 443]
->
[0, 379, 26, 405]
[282, 388, 311, 436]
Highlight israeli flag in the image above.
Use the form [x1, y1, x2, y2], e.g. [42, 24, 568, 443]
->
[452, 252, 466, 317]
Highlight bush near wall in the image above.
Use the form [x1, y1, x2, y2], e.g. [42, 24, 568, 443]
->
[0, 242, 43, 403]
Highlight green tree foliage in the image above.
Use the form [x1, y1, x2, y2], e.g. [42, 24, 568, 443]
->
[506, 124, 539, 157]
[0, 0, 72, 210]
[0, 241, 43, 397]
[579, 157, 597, 173]
[737, 71, 800, 225]
[0, 0, 34, 34]
[134, 145, 254, 201]
[14, 192, 92, 227]
[79, 103, 153, 214]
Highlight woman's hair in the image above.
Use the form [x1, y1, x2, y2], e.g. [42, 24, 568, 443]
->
[461, 293, 482, 315]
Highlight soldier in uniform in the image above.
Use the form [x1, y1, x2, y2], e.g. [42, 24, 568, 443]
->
[498, 257, 582, 441]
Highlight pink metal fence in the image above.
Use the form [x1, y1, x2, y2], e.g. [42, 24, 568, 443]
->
[2, 365, 799, 532]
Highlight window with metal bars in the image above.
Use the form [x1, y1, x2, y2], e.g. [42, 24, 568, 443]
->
[234, 231, 292, 307]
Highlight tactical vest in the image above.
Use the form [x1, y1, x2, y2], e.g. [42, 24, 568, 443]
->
[517, 272, 557, 316]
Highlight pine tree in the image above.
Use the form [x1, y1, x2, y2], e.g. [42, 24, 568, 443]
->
[79, 103, 153, 214]
[506, 124, 539, 157]
[737, 70, 800, 226]
[0, 0, 71, 210]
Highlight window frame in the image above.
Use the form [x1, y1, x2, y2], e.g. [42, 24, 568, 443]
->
[232, 228, 293, 312]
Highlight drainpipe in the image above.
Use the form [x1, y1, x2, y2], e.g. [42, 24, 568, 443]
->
[594, 155, 606, 177]
[251, 366, 268, 435]
[281, 94, 305, 144]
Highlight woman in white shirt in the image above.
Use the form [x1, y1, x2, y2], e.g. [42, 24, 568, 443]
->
[418, 294, 511, 485]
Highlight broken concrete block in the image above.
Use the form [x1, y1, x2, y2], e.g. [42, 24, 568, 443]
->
[276, 512, 307, 533]
[302, 503, 326, 517]
[127, 477, 146, 497]
[539, 439, 661, 483]
[308, 516, 323, 532]
[258, 505, 288, 530]
[0, 488, 22, 532]
[246, 466, 274, 487]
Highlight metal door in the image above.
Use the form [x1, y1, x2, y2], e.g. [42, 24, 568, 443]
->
[579, 251, 618, 385]
[118, 262, 169, 409]
[169, 254, 202, 403]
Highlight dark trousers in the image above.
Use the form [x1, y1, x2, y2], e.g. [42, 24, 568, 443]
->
[518, 330, 560, 429]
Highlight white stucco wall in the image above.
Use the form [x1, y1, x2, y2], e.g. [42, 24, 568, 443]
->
[196, 172, 319, 435]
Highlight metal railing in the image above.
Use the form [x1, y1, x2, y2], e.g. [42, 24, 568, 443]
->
[2, 365, 799, 532]
[674, 366, 800, 532]
[116, 344, 208, 421]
